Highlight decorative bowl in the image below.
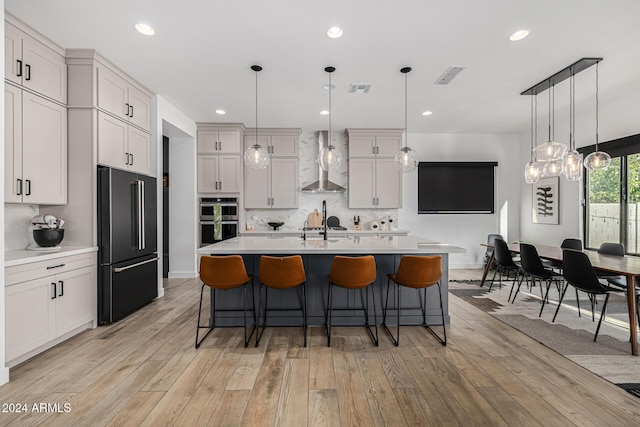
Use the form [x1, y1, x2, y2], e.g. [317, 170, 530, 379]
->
[33, 229, 65, 247]
[267, 221, 284, 230]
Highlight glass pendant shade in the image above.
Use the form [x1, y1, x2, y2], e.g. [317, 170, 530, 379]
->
[524, 161, 543, 184]
[563, 150, 583, 181]
[318, 145, 342, 172]
[533, 140, 567, 161]
[543, 159, 563, 177]
[394, 146, 419, 172]
[584, 151, 611, 170]
[244, 144, 269, 170]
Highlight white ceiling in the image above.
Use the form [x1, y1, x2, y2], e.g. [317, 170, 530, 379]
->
[6, 0, 640, 135]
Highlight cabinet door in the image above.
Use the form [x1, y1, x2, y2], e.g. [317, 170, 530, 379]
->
[22, 35, 67, 104]
[218, 131, 241, 154]
[375, 159, 402, 208]
[376, 136, 402, 158]
[270, 135, 298, 157]
[271, 158, 298, 208]
[4, 84, 22, 203]
[348, 159, 376, 208]
[244, 165, 270, 208]
[243, 135, 270, 152]
[4, 23, 22, 86]
[55, 266, 95, 337]
[127, 84, 151, 131]
[348, 135, 376, 157]
[97, 65, 129, 120]
[197, 155, 219, 193]
[5, 278, 56, 362]
[198, 131, 218, 154]
[218, 155, 241, 192]
[98, 111, 128, 170]
[127, 126, 151, 175]
[22, 92, 67, 204]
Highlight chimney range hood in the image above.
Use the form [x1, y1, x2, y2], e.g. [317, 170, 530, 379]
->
[301, 131, 346, 193]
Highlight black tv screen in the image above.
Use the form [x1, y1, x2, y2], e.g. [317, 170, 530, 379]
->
[418, 162, 497, 214]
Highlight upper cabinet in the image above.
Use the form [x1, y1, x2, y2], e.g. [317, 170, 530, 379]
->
[347, 129, 402, 158]
[197, 129, 241, 154]
[197, 124, 244, 194]
[5, 21, 67, 104]
[97, 65, 151, 132]
[244, 128, 300, 157]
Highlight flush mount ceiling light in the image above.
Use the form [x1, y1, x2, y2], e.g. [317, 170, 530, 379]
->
[422, 111, 433, 116]
[509, 29, 530, 41]
[584, 62, 611, 170]
[244, 65, 269, 170]
[393, 67, 419, 173]
[318, 66, 342, 172]
[134, 22, 155, 36]
[320, 110, 329, 115]
[326, 26, 343, 39]
[215, 109, 226, 115]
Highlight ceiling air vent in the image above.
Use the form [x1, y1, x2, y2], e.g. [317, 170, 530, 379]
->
[434, 66, 464, 85]
[348, 83, 372, 94]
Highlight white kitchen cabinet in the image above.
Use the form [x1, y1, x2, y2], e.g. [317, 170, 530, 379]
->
[98, 111, 151, 175]
[198, 130, 241, 154]
[4, 21, 67, 104]
[5, 252, 97, 366]
[97, 64, 151, 132]
[198, 155, 241, 193]
[245, 157, 299, 209]
[244, 128, 300, 157]
[5, 83, 67, 205]
[347, 130, 402, 158]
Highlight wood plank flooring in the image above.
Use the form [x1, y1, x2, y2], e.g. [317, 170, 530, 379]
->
[0, 273, 639, 426]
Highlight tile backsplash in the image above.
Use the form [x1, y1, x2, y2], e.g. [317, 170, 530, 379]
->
[4, 204, 39, 250]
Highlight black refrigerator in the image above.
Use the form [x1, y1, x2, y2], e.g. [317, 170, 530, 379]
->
[98, 166, 158, 324]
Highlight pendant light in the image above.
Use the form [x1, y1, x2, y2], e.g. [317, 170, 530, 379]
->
[584, 62, 611, 170]
[393, 67, 419, 173]
[534, 83, 567, 164]
[318, 66, 342, 172]
[563, 69, 583, 181]
[244, 65, 269, 170]
[524, 94, 543, 183]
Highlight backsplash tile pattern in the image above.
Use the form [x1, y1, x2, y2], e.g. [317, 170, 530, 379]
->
[4, 205, 39, 250]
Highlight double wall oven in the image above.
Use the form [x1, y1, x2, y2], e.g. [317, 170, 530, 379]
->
[199, 197, 238, 247]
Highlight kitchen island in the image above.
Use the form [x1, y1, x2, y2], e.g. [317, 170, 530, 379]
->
[196, 235, 465, 327]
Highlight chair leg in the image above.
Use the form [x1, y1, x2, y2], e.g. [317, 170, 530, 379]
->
[382, 280, 400, 346]
[196, 284, 215, 349]
[552, 282, 570, 322]
[425, 282, 447, 346]
[576, 288, 581, 318]
[326, 282, 334, 347]
[539, 278, 552, 317]
[594, 294, 610, 342]
[489, 267, 499, 292]
[241, 282, 257, 348]
[255, 285, 268, 347]
[509, 272, 524, 303]
[301, 282, 308, 347]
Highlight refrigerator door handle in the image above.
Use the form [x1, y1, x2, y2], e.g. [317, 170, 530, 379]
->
[113, 257, 159, 273]
[136, 180, 142, 251]
[141, 179, 146, 250]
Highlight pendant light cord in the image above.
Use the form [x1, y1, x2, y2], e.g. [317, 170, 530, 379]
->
[530, 95, 534, 162]
[255, 69, 258, 145]
[328, 71, 332, 146]
[404, 71, 408, 149]
[595, 62, 599, 150]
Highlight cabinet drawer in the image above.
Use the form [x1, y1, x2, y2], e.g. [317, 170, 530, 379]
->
[6, 252, 97, 286]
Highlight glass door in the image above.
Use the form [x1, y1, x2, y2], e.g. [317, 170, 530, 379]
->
[586, 156, 621, 249]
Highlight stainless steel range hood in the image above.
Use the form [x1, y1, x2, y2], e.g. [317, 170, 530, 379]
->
[301, 131, 346, 193]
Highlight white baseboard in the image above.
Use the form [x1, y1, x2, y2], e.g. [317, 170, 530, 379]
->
[168, 271, 198, 279]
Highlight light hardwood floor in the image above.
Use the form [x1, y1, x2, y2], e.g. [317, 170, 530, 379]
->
[1, 273, 639, 426]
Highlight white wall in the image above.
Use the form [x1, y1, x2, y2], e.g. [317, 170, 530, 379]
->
[398, 133, 521, 268]
[153, 95, 197, 281]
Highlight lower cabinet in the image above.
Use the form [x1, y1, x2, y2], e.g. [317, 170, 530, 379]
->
[5, 252, 96, 366]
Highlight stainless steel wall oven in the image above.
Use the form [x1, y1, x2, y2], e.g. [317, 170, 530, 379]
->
[199, 197, 238, 246]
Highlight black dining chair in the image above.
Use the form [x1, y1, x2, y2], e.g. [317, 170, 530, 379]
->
[511, 243, 563, 317]
[489, 238, 521, 292]
[552, 249, 624, 341]
[484, 233, 503, 271]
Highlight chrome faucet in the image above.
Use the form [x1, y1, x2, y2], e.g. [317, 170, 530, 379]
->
[302, 220, 308, 241]
[321, 200, 328, 240]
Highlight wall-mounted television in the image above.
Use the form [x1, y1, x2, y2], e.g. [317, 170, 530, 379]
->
[418, 162, 498, 214]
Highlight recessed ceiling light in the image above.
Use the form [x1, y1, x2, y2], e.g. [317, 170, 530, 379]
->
[215, 109, 226, 115]
[320, 110, 330, 115]
[134, 22, 155, 36]
[509, 29, 530, 41]
[326, 26, 343, 39]
[323, 84, 335, 91]
[422, 111, 433, 116]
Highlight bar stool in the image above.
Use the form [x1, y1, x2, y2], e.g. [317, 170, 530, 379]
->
[383, 255, 447, 346]
[196, 255, 256, 348]
[326, 255, 379, 347]
[255, 255, 307, 347]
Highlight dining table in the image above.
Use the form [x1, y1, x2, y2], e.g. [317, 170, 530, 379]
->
[480, 242, 640, 356]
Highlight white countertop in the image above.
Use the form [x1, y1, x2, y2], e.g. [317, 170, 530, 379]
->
[197, 235, 465, 255]
[5, 245, 98, 267]
[241, 229, 409, 236]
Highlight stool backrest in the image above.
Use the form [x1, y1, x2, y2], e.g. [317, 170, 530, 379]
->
[519, 243, 545, 276]
[562, 249, 606, 293]
[329, 255, 376, 288]
[561, 238, 583, 250]
[200, 255, 249, 289]
[494, 238, 518, 268]
[598, 242, 624, 257]
[259, 255, 306, 289]
[394, 255, 442, 287]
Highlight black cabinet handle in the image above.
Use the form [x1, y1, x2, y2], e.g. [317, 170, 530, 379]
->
[25, 64, 31, 81]
[46, 263, 65, 270]
[130, 153, 134, 165]
[51, 282, 57, 299]
[16, 179, 22, 196]
[125, 103, 129, 117]
[58, 281, 64, 297]
[125, 152, 129, 165]
[130, 105, 134, 118]
[25, 180, 31, 196]
[16, 59, 22, 77]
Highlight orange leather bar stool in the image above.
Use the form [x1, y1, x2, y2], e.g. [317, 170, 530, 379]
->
[196, 255, 256, 348]
[255, 255, 307, 347]
[383, 255, 447, 346]
[326, 255, 379, 347]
